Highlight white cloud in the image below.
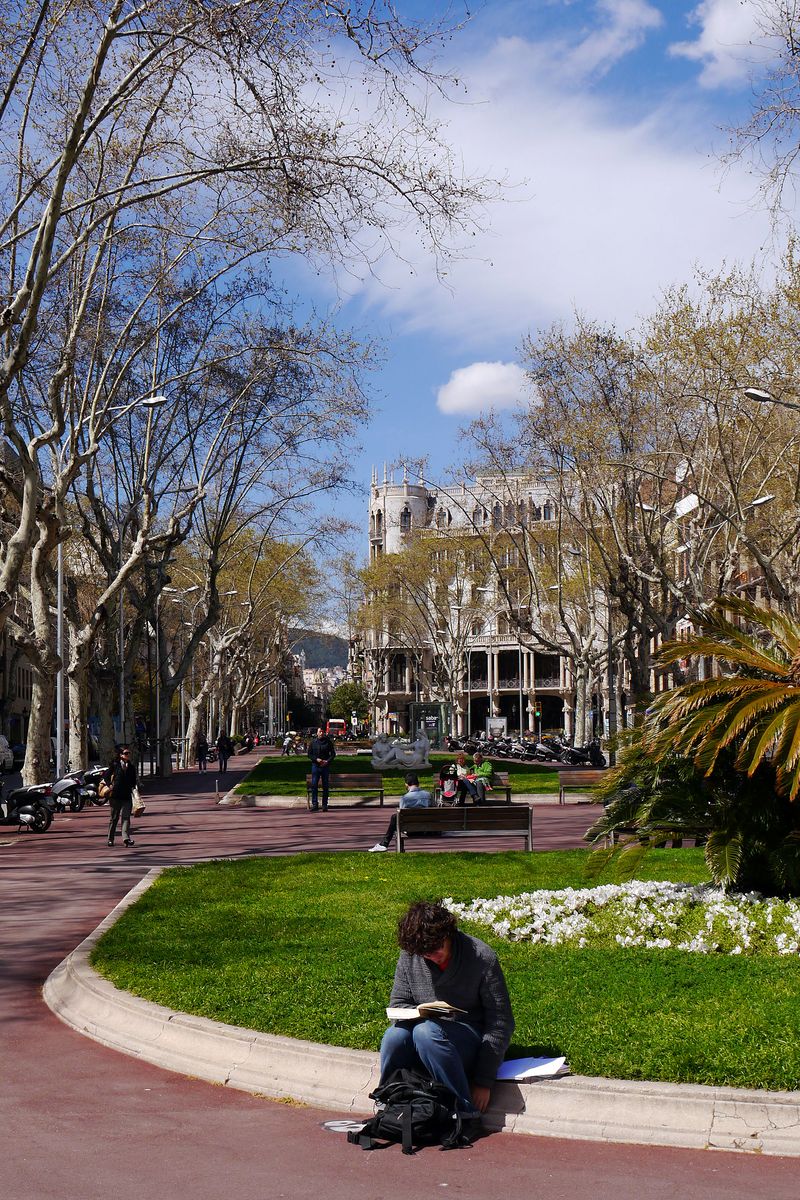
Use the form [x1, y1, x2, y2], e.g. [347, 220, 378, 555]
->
[436, 361, 530, 415]
[567, 0, 663, 78]
[339, 30, 776, 346]
[669, 0, 777, 88]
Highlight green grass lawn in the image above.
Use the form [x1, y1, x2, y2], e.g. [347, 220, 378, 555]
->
[234, 752, 560, 796]
[91, 848, 800, 1091]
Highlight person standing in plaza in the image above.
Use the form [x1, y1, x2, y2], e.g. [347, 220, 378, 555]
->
[194, 732, 209, 772]
[216, 731, 233, 772]
[307, 725, 336, 811]
[103, 745, 139, 848]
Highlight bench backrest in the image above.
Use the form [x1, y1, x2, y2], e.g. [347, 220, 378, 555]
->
[559, 769, 605, 788]
[398, 805, 530, 832]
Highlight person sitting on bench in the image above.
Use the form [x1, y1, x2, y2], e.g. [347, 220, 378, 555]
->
[471, 753, 495, 803]
[368, 773, 430, 852]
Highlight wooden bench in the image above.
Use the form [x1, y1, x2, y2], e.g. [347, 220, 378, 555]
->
[433, 770, 512, 805]
[395, 804, 533, 852]
[558, 768, 605, 805]
[305, 772, 385, 809]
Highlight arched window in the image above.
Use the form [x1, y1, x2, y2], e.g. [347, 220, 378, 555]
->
[532, 504, 542, 521]
[543, 502, 554, 521]
[492, 503, 502, 529]
[400, 506, 411, 532]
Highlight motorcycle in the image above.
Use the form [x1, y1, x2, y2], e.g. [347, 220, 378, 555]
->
[524, 738, 562, 763]
[0, 779, 53, 831]
[50, 771, 85, 812]
[78, 765, 111, 806]
[559, 739, 607, 768]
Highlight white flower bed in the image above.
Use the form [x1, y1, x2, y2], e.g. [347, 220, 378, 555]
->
[444, 881, 800, 956]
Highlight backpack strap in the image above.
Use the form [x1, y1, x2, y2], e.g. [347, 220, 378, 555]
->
[401, 1102, 414, 1155]
[347, 1118, 386, 1151]
[440, 1110, 470, 1151]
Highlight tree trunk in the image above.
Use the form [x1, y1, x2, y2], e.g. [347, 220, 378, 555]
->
[574, 664, 588, 747]
[97, 673, 116, 763]
[67, 659, 90, 771]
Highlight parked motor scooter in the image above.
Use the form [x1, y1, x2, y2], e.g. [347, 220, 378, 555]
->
[0, 779, 53, 831]
[540, 735, 568, 762]
[50, 771, 85, 812]
[524, 738, 562, 762]
[79, 765, 110, 806]
[560, 739, 607, 768]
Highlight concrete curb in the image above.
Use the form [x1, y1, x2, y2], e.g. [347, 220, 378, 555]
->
[43, 871, 800, 1157]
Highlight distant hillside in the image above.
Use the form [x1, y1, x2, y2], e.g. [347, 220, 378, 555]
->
[291, 630, 348, 668]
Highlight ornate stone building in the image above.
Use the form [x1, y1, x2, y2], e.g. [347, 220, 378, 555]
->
[361, 466, 579, 740]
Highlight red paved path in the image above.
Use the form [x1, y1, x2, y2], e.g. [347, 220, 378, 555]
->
[2, 752, 798, 1199]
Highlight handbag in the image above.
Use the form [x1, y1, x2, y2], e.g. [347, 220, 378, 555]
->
[131, 786, 146, 816]
[98, 780, 112, 799]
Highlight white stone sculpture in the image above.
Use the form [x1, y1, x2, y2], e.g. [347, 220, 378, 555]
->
[370, 730, 431, 771]
[370, 734, 398, 770]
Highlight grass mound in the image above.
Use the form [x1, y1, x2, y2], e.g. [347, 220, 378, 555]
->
[91, 849, 800, 1091]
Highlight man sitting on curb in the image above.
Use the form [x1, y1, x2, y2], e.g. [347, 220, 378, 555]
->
[368, 772, 430, 852]
[378, 900, 515, 1132]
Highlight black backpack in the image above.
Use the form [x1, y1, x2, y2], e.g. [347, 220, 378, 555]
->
[348, 1068, 471, 1155]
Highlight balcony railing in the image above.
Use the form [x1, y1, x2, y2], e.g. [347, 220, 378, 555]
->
[534, 675, 561, 689]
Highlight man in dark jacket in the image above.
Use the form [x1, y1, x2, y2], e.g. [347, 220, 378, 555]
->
[216, 732, 233, 772]
[379, 900, 514, 1127]
[307, 726, 336, 811]
[103, 745, 139, 847]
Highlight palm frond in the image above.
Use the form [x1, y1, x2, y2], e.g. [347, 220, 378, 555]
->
[704, 831, 743, 889]
[614, 840, 650, 880]
[719, 596, 800, 658]
[738, 710, 790, 774]
[658, 632, 789, 677]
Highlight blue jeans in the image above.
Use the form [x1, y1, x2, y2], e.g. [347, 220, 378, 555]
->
[379, 1018, 482, 1116]
[310, 762, 330, 809]
[459, 779, 479, 803]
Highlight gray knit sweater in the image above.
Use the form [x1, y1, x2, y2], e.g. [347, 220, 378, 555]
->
[388, 930, 515, 1086]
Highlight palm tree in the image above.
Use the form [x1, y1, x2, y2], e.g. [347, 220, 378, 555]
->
[587, 597, 800, 895]
[646, 596, 800, 800]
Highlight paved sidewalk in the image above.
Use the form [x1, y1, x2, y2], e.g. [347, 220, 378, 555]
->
[2, 752, 798, 1200]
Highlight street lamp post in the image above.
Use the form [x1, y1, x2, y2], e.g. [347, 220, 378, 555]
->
[56, 542, 64, 776]
[162, 585, 200, 769]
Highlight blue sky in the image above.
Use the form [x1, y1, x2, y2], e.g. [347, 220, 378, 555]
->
[293, 1, 788, 534]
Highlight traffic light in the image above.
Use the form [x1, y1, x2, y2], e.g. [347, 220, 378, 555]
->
[535, 707, 541, 718]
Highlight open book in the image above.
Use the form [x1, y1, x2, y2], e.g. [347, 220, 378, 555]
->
[386, 1000, 468, 1020]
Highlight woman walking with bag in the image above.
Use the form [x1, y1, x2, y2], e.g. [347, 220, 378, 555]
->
[103, 745, 140, 847]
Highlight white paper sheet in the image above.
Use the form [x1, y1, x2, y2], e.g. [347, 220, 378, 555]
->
[496, 1055, 568, 1080]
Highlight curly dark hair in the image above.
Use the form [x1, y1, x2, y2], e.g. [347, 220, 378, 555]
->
[397, 901, 458, 955]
